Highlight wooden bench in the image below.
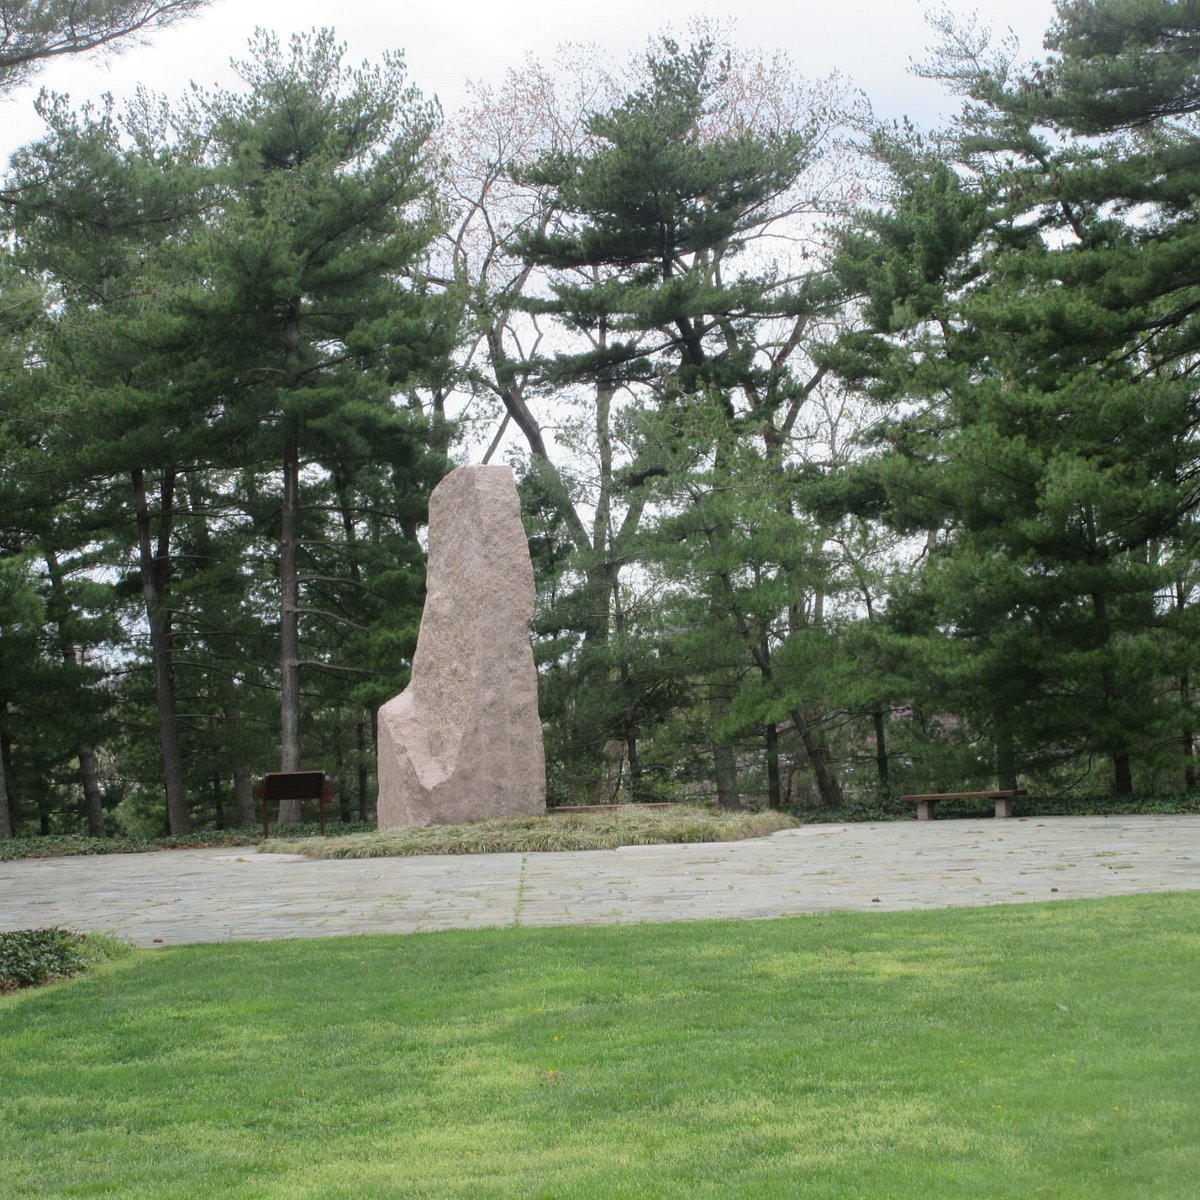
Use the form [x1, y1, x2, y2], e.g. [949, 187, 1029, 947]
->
[902, 790, 1018, 820]
[253, 771, 333, 837]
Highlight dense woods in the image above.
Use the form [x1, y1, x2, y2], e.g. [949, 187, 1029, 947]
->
[2, 0, 1198, 837]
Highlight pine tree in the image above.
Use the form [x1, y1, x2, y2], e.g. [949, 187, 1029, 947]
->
[828, 0, 1200, 794]
[181, 30, 456, 819]
[512, 37, 847, 805]
[6, 94, 212, 833]
[0, 0, 216, 834]
[0, 554, 43, 837]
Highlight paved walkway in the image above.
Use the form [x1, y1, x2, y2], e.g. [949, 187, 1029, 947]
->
[1, 815, 1197, 947]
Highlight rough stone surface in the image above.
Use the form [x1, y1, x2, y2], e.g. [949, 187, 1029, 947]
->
[376, 465, 545, 828]
[2, 816, 1198, 946]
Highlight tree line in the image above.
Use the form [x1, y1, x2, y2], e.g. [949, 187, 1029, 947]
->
[1, 0, 1198, 838]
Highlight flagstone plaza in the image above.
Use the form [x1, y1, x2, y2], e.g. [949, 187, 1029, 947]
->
[2, 815, 1197, 947]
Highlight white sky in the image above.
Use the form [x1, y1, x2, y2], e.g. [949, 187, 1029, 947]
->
[1, 0, 1060, 161]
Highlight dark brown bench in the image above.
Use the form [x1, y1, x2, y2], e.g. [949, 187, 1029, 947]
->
[902, 790, 1018, 820]
[253, 771, 333, 837]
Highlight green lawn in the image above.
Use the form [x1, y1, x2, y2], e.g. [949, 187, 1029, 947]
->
[2, 894, 1196, 1198]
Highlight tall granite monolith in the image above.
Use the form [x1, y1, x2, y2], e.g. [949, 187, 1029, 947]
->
[376, 465, 545, 828]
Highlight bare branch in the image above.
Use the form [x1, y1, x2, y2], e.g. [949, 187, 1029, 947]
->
[0, 2, 212, 95]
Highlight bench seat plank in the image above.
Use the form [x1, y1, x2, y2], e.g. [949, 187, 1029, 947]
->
[902, 791, 1015, 802]
[253, 771, 333, 836]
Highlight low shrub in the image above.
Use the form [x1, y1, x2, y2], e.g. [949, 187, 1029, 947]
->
[0, 929, 131, 993]
[1, 929, 84, 992]
[791, 790, 1200, 823]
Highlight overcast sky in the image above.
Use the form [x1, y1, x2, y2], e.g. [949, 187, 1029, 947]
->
[1, 0, 1061, 161]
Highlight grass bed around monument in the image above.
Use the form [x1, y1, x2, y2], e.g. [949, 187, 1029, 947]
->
[262, 804, 797, 858]
[2, 893, 1197, 1199]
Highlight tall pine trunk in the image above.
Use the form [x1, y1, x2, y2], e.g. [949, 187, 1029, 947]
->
[1177, 584, 1196, 788]
[211, 773, 226, 828]
[278, 429, 303, 823]
[1182, 674, 1196, 789]
[222, 706, 258, 827]
[765, 721, 782, 809]
[333, 486, 374, 822]
[0, 718, 11, 839]
[356, 716, 370, 821]
[710, 689, 740, 810]
[994, 708, 1018, 792]
[700, 496, 844, 808]
[77, 745, 106, 837]
[132, 467, 190, 834]
[580, 564, 618, 802]
[233, 761, 256, 829]
[45, 548, 106, 836]
[751, 621, 845, 806]
[610, 563, 644, 802]
[762, 622, 784, 808]
[789, 706, 843, 806]
[1090, 588, 1133, 794]
[278, 298, 304, 823]
[872, 709, 889, 794]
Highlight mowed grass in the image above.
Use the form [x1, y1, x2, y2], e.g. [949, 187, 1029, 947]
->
[264, 805, 797, 859]
[2, 895, 1197, 1199]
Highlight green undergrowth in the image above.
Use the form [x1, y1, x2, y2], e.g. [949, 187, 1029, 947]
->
[1, 894, 1196, 1198]
[0, 928, 130, 993]
[0, 821, 374, 862]
[264, 806, 797, 858]
[796, 791, 1200, 824]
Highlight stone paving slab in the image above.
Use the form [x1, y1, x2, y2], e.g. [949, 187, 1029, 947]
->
[0, 814, 1196, 947]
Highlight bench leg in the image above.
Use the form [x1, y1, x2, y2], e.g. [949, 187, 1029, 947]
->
[319, 783, 331, 836]
[255, 788, 269, 840]
[994, 797, 1014, 818]
[916, 800, 935, 821]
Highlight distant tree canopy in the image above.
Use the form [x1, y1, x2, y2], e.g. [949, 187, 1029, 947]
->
[1, 3, 1199, 840]
[825, 0, 1200, 795]
[1, 29, 453, 837]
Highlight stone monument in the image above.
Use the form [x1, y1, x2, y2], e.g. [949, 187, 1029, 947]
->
[376, 464, 546, 827]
